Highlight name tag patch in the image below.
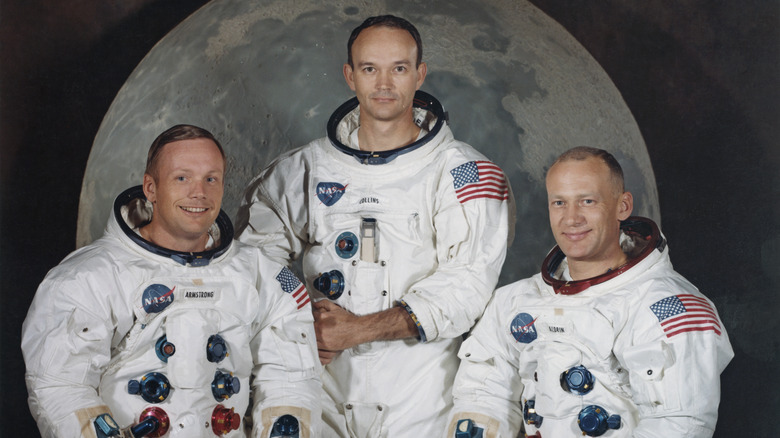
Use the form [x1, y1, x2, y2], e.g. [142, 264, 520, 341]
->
[181, 288, 219, 300]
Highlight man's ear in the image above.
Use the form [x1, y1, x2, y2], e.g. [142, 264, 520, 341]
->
[415, 62, 427, 89]
[143, 173, 157, 203]
[343, 63, 356, 91]
[617, 191, 633, 221]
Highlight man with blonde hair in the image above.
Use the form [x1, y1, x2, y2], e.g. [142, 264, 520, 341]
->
[448, 146, 733, 437]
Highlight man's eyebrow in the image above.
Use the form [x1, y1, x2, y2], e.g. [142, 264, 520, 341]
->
[357, 59, 412, 67]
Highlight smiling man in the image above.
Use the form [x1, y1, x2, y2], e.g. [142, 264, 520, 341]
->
[448, 147, 734, 437]
[22, 125, 321, 438]
[237, 15, 515, 438]
[545, 148, 634, 279]
[139, 134, 224, 251]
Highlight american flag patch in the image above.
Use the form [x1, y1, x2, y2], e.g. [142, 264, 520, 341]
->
[650, 294, 721, 338]
[276, 267, 310, 309]
[450, 161, 509, 203]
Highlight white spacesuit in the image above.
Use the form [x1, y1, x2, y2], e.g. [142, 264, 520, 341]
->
[448, 217, 734, 438]
[237, 91, 515, 438]
[22, 186, 322, 438]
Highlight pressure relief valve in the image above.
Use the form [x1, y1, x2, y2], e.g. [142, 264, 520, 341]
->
[134, 407, 170, 438]
[155, 335, 175, 362]
[335, 232, 359, 258]
[127, 372, 171, 403]
[212, 370, 240, 401]
[577, 405, 621, 437]
[207, 334, 228, 363]
[314, 270, 345, 300]
[561, 365, 595, 395]
[212, 405, 241, 435]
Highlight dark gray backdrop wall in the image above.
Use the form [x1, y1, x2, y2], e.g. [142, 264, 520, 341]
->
[1, 1, 776, 437]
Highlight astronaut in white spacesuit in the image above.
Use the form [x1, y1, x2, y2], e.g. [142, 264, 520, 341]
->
[22, 125, 321, 438]
[447, 147, 734, 438]
[236, 15, 515, 438]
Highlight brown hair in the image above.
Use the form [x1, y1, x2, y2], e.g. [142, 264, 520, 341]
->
[347, 15, 423, 68]
[145, 124, 225, 179]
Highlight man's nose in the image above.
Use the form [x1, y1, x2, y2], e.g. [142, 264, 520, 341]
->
[563, 205, 583, 225]
[189, 180, 207, 197]
[377, 70, 393, 89]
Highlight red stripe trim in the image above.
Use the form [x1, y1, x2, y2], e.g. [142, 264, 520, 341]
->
[455, 177, 507, 191]
[677, 293, 708, 302]
[456, 179, 508, 189]
[661, 310, 719, 326]
[458, 193, 510, 203]
[663, 317, 722, 332]
[293, 287, 307, 298]
[679, 301, 712, 309]
[473, 174, 505, 182]
[456, 184, 509, 198]
[457, 191, 509, 202]
[475, 161, 503, 169]
[297, 296, 311, 309]
[454, 161, 508, 204]
[677, 295, 714, 306]
[666, 325, 721, 338]
[476, 170, 505, 178]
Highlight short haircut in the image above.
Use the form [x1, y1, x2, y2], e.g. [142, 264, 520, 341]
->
[347, 15, 423, 68]
[145, 124, 225, 179]
[551, 146, 625, 194]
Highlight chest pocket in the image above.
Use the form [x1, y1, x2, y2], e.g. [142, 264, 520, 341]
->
[513, 306, 616, 418]
[131, 278, 260, 388]
[306, 209, 430, 311]
[620, 341, 680, 416]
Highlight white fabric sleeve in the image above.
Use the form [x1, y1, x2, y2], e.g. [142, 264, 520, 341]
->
[399, 162, 515, 342]
[235, 154, 309, 267]
[22, 272, 116, 438]
[251, 265, 322, 438]
[620, 291, 734, 438]
[448, 290, 524, 438]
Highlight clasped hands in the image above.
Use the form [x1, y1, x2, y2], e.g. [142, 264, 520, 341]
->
[312, 299, 419, 365]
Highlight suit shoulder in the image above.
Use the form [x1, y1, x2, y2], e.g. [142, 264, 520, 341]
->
[494, 274, 544, 301]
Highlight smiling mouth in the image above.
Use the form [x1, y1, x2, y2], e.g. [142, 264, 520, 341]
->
[563, 230, 590, 241]
[371, 93, 397, 101]
[180, 206, 208, 213]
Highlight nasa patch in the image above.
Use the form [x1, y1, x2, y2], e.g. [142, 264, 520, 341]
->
[510, 312, 538, 344]
[316, 182, 346, 206]
[142, 284, 175, 313]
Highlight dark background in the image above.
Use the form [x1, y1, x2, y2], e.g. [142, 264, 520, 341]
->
[1, 1, 777, 436]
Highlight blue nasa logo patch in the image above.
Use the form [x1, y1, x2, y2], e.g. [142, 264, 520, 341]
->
[142, 284, 175, 313]
[316, 182, 346, 206]
[510, 312, 538, 344]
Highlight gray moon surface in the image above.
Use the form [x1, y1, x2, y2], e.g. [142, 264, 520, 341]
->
[78, 0, 659, 285]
